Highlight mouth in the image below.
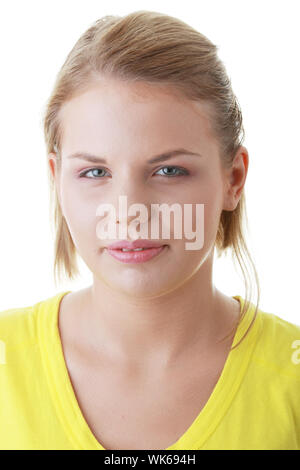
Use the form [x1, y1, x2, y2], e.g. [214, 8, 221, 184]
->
[106, 244, 168, 264]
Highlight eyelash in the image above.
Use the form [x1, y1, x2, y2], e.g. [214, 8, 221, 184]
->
[78, 166, 189, 179]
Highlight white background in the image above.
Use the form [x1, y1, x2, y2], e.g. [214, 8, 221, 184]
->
[0, 0, 299, 325]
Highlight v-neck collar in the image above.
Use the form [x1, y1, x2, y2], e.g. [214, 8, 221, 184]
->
[37, 290, 262, 450]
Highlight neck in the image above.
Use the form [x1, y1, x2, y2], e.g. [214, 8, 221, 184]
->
[73, 256, 240, 372]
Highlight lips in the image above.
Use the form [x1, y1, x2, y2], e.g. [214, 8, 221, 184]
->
[106, 244, 167, 263]
[107, 239, 166, 250]
[105, 239, 168, 263]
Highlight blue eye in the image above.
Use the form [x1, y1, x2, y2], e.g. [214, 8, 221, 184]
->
[79, 166, 189, 179]
[79, 168, 108, 178]
[155, 166, 189, 177]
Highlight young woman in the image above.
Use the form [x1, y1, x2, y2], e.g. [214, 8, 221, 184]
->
[0, 10, 299, 450]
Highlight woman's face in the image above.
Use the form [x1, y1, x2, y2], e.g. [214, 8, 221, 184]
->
[49, 77, 245, 297]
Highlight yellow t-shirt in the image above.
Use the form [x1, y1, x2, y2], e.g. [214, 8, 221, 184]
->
[0, 291, 299, 450]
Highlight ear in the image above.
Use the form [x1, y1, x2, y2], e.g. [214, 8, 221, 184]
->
[48, 152, 56, 178]
[48, 152, 62, 207]
[223, 146, 249, 211]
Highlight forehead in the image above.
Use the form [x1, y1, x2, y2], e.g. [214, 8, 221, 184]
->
[59, 78, 217, 156]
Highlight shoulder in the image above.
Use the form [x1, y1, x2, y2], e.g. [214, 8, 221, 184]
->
[0, 303, 38, 349]
[259, 308, 300, 348]
[0, 291, 69, 350]
[253, 306, 300, 381]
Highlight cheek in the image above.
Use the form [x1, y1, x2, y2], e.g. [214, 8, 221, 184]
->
[195, 182, 223, 243]
[60, 181, 99, 240]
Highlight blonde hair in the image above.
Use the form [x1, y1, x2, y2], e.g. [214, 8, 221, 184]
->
[42, 10, 260, 350]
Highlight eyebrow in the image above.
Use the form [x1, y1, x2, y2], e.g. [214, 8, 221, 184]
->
[66, 148, 202, 164]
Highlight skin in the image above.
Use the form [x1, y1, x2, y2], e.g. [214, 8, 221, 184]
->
[48, 76, 248, 378]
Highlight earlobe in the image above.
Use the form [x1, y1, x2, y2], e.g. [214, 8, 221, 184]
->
[223, 193, 237, 212]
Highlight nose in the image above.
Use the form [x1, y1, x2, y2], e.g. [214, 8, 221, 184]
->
[114, 195, 152, 226]
[109, 176, 152, 224]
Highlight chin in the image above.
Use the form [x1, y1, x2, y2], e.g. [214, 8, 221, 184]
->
[104, 275, 175, 299]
